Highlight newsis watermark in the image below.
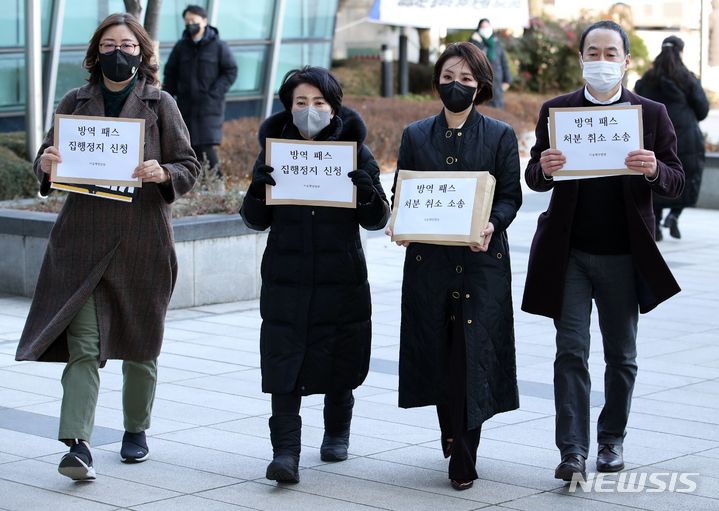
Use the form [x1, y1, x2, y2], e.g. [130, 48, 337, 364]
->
[568, 472, 699, 493]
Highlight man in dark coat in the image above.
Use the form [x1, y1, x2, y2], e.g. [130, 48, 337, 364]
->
[163, 5, 237, 175]
[522, 21, 684, 482]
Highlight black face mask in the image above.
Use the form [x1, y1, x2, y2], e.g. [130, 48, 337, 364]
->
[438, 81, 477, 113]
[186, 23, 201, 36]
[98, 50, 141, 83]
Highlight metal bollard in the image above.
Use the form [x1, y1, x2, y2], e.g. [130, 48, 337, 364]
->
[399, 28, 409, 96]
[381, 44, 393, 98]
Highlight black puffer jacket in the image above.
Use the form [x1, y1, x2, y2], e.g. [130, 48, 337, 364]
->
[163, 26, 238, 145]
[635, 75, 709, 207]
[394, 108, 521, 430]
[240, 106, 390, 396]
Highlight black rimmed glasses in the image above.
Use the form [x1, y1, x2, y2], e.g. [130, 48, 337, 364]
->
[99, 43, 140, 56]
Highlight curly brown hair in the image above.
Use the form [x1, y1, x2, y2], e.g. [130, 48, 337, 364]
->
[83, 12, 159, 86]
[432, 42, 494, 106]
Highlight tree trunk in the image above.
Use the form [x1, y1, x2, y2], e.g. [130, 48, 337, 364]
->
[123, 0, 142, 20]
[144, 0, 164, 41]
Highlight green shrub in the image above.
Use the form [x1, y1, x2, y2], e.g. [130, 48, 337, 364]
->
[0, 132, 39, 200]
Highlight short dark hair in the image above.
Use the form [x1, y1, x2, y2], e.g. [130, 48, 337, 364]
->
[183, 5, 207, 19]
[432, 42, 494, 106]
[278, 66, 343, 114]
[83, 12, 159, 86]
[579, 20, 630, 57]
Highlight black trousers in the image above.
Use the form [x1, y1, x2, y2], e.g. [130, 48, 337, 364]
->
[272, 390, 353, 416]
[192, 144, 220, 175]
[436, 306, 482, 480]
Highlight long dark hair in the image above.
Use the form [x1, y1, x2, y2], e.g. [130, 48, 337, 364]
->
[432, 42, 494, 106]
[83, 13, 160, 86]
[641, 36, 694, 91]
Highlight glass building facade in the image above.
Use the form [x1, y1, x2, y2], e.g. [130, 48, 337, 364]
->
[0, 0, 339, 131]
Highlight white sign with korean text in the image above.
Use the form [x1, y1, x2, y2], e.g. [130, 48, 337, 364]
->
[549, 105, 643, 179]
[52, 114, 144, 187]
[266, 138, 357, 208]
[393, 176, 476, 235]
[368, 0, 530, 29]
[390, 171, 496, 247]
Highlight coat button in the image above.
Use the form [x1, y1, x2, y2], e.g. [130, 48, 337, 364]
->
[456, 265, 463, 273]
[445, 130, 452, 138]
[662, 183, 668, 190]
[457, 132, 462, 136]
[311, 211, 315, 215]
[465, 294, 470, 298]
[497, 253, 502, 259]
[446, 156, 454, 165]
[301, 386, 305, 390]
[416, 255, 422, 261]
[450, 314, 456, 321]
[467, 319, 472, 324]
[452, 291, 460, 299]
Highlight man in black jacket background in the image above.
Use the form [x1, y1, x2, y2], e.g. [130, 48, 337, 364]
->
[163, 5, 237, 176]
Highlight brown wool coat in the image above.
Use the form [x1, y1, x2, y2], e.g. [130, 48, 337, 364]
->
[15, 78, 200, 364]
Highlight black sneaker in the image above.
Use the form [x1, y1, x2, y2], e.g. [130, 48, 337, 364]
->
[58, 439, 96, 480]
[121, 430, 149, 463]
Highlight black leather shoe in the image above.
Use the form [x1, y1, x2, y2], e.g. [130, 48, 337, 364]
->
[664, 214, 681, 239]
[597, 444, 624, 472]
[451, 478, 474, 490]
[554, 453, 586, 481]
[441, 438, 452, 459]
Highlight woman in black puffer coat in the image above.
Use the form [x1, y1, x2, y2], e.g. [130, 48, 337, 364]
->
[635, 35, 709, 240]
[240, 66, 390, 484]
[386, 43, 522, 491]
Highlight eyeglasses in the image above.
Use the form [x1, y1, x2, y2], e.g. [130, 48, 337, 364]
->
[99, 43, 140, 56]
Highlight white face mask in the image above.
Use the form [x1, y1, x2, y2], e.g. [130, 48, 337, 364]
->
[479, 27, 493, 39]
[582, 60, 625, 93]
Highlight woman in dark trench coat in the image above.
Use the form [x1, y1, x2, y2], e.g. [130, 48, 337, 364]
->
[386, 42, 522, 491]
[15, 13, 200, 480]
[240, 66, 390, 484]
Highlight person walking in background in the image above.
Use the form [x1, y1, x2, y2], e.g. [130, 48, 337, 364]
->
[523, 21, 684, 482]
[240, 66, 390, 484]
[16, 12, 200, 481]
[163, 5, 237, 176]
[469, 18, 512, 110]
[635, 35, 710, 240]
[386, 42, 521, 491]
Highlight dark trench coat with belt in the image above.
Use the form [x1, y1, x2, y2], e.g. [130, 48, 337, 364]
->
[16, 78, 200, 364]
[394, 107, 522, 430]
[240, 106, 390, 396]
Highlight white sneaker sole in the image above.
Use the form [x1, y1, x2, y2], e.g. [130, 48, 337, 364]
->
[58, 455, 96, 480]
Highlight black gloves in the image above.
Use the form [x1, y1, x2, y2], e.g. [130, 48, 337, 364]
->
[251, 164, 276, 199]
[348, 169, 374, 204]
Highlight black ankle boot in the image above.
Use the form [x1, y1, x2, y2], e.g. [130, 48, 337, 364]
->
[320, 393, 354, 462]
[267, 415, 301, 483]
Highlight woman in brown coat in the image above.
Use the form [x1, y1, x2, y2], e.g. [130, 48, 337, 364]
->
[15, 13, 200, 480]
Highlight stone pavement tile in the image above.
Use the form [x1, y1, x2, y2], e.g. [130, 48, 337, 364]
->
[647, 345, 719, 366]
[133, 494, 257, 511]
[636, 338, 707, 359]
[161, 326, 214, 341]
[160, 343, 260, 369]
[84, 451, 243, 494]
[638, 388, 719, 409]
[341, 414, 437, 445]
[164, 333, 259, 353]
[155, 383, 268, 415]
[549, 475, 719, 511]
[0, 314, 27, 336]
[196, 481, 383, 511]
[0, 478, 115, 511]
[149, 397, 248, 426]
[155, 426, 275, 462]
[260, 468, 491, 511]
[210, 416, 271, 439]
[0, 368, 64, 398]
[0, 296, 31, 317]
[481, 422, 556, 451]
[618, 431, 719, 461]
[636, 359, 717, 380]
[314, 455, 541, 505]
[176, 374, 268, 401]
[154, 352, 247, 375]
[370, 332, 401, 348]
[628, 411, 719, 439]
[471, 438, 558, 471]
[186, 300, 261, 315]
[630, 397, 719, 425]
[353, 399, 441, 428]
[0, 458, 180, 508]
[0, 387, 56, 409]
[163, 318, 255, 338]
[360, 370, 399, 391]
